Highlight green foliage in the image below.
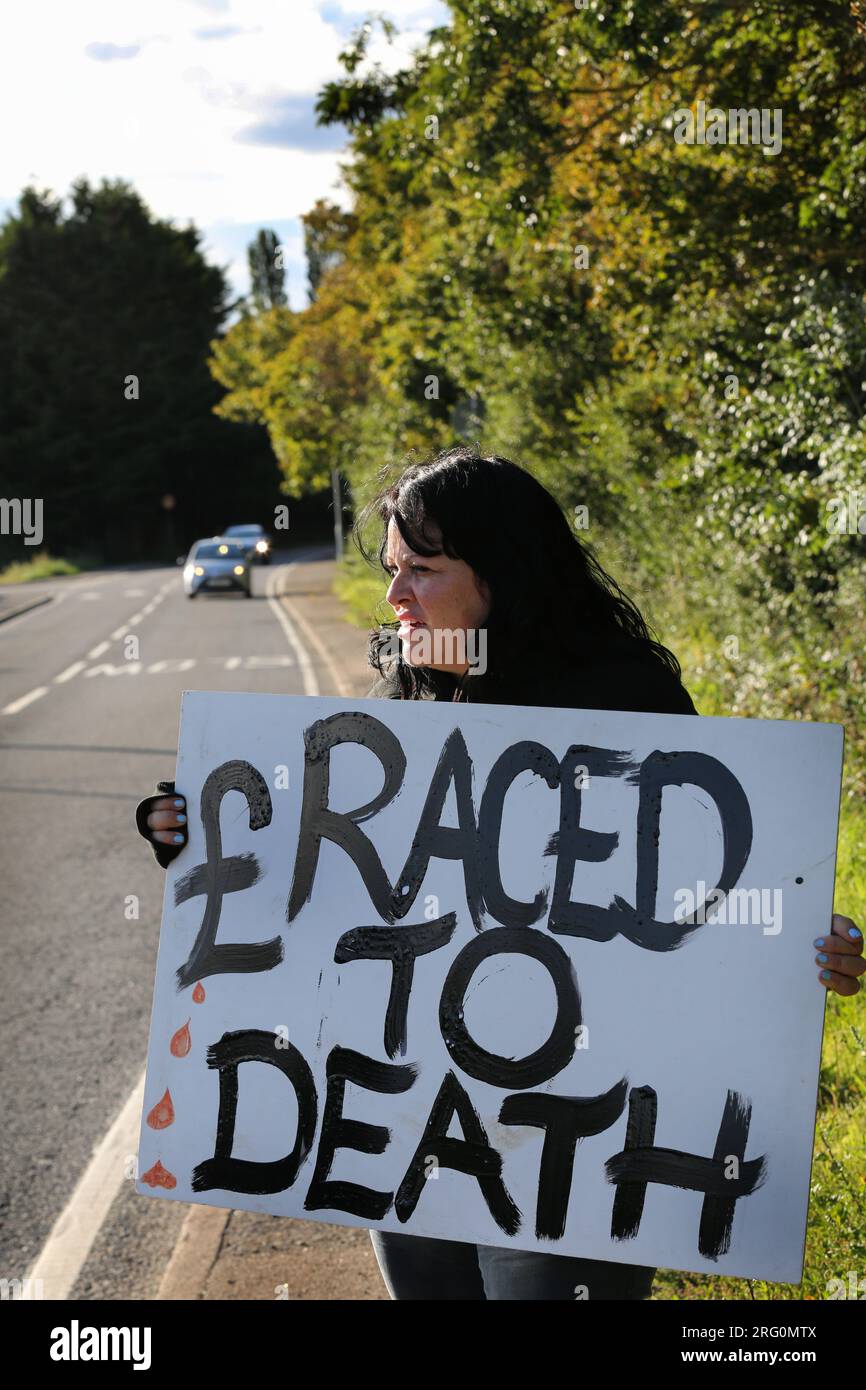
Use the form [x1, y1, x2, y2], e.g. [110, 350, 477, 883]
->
[227, 1, 865, 804]
[247, 228, 288, 312]
[0, 551, 80, 584]
[223, 0, 866, 798]
[301, 199, 357, 302]
[304, 0, 866, 1299]
[0, 177, 281, 563]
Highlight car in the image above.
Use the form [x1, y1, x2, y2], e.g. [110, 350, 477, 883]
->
[222, 523, 272, 564]
[182, 538, 254, 598]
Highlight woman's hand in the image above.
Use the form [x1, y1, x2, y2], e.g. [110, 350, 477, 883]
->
[814, 913, 864, 996]
[134, 781, 188, 867]
[146, 794, 187, 848]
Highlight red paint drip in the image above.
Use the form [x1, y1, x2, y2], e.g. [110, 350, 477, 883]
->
[192, 981, 206, 1004]
[140, 1159, 177, 1190]
[170, 1019, 191, 1057]
[146, 1088, 175, 1130]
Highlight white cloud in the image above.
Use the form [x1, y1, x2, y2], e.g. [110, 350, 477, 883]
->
[337, 0, 445, 19]
[0, 0, 448, 306]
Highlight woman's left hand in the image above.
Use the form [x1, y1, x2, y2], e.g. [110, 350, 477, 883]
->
[814, 913, 864, 996]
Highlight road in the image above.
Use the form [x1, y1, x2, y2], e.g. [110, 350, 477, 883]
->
[0, 548, 340, 1297]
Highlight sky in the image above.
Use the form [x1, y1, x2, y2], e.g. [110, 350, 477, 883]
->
[0, 0, 450, 312]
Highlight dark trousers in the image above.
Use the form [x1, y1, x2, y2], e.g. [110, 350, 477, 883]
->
[370, 1229, 655, 1300]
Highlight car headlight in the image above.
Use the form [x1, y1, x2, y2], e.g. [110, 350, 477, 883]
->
[255, 540, 268, 552]
[233, 565, 245, 575]
[194, 566, 204, 576]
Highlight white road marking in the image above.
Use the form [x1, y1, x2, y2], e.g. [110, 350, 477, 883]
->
[74, 655, 299, 679]
[25, 1072, 145, 1300]
[266, 567, 319, 696]
[2, 571, 177, 713]
[146, 658, 196, 674]
[2, 685, 49, 714]
[279, 591, 352, 697]
[83, 662, 142, 678]
[22, 560, 332, 1297]
[54, 661, 86, 684]
[240, 655, 294, 669]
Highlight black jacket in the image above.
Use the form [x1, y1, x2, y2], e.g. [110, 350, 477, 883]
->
[366, 631, 698, 717]
[138, 633, 696, 867]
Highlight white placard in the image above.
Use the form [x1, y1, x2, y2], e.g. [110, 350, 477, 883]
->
[137, 691, 843, 1283]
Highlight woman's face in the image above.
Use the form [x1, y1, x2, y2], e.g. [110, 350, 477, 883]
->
[384, 516, 491, 676]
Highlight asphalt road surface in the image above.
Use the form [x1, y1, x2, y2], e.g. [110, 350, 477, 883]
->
[0, 548, 333, 1297]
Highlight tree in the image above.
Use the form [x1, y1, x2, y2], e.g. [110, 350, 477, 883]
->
[0, 177, 281, 562]
[248, 228, 288, 312]
[205, 0, 866, 771]
[301, 199, 356, 302]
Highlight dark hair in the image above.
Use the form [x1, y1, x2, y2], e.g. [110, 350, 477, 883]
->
[353, 445, 684, 699]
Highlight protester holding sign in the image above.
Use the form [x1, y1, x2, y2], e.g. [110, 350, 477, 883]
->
[137, 448, 863, 1300]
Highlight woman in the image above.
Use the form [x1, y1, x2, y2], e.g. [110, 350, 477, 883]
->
[137, 446, 864, 1300]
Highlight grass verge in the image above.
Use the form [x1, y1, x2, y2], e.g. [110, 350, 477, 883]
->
[0, 550, 81, 584]
[334, 553, 865, 1300]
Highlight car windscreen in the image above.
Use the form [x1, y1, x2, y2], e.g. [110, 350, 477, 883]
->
[193, 543, 247, 559]
[225, 526, 262, 536]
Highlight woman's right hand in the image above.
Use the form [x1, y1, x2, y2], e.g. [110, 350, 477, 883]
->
[146, 794, 188, 848]
[134, 779, 189, 867]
